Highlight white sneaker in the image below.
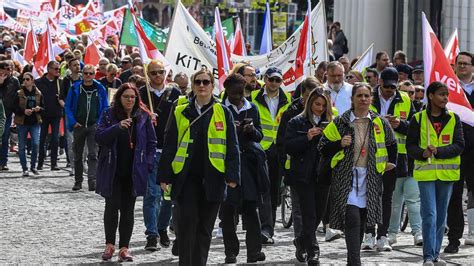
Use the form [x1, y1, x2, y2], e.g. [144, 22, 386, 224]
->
[22, 170, 29, 177]
[434, 258, 446, 266]
[325, 228, 342, 242]
[414, 231, 423, 246]
[387, 233, 397, 245]
[361, 233, 375, 250]
[376, 236, 392, 251]
[215, 227, 223, 238]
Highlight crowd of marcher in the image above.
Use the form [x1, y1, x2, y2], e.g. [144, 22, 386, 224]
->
[0, 21, 473, 266]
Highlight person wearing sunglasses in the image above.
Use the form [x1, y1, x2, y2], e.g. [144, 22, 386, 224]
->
[99, 63, 122, 99]
[138, 60, 181, 251]
[118, 56, 133, 83]
[65, 64, 109, 191]
[444, 51, 474, 254]
[250, 66, 291, 245]
[364, 68, 379, 88]
[157, 68, 239, 265]
[362, 67, 419, 251]
[346, 70, 364, 85]
[14, 72, 43, 177]
[34, 60, 63, 171]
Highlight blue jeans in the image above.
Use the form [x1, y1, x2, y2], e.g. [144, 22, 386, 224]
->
[418, 180, 454, 261]
[143, 151, 173, 237]
[18, 124, 41, 171]
[388, 177, 422, 235]
[0, 112, 12, 166]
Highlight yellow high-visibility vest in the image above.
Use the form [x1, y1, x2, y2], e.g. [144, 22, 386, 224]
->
[413, 110, 460, 182]
[171, 103, 227, 174]
[323, 116, 388, 174]
[251, 89, 291, 150]
[370, 91, 411, 154]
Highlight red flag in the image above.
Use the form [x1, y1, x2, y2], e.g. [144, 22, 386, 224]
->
[215, 7, 233, 90]
[34, 22, 54, 77]
[24, 19, 38, 64]
[422, 13, 474, 126]
[232, 17, 246, 56]
[444, 28, 459, 66]
[84, 40, 102, 66]
[294, 0, 312, 81]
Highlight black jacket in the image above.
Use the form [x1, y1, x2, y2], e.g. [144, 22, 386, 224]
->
[139, 85, 181, 149]
[372, 86, 415, 178]
[157, 97, 240, 202]
[35, 75, 63, 118]
[285, 114, 328, 185]
[406, 110, 464, 162]
[0, 75, 20, 113]
[60, 74, 82, 101]
[461, 88, 474, 157]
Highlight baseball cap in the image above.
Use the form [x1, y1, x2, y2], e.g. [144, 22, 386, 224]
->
[396, 64, 412, 75]
[380, 67, 399, 88]
[412, 65, 424, 73]
[265, 67, 282, 78]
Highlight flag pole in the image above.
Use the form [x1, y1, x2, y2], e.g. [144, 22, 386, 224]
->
[426, 112, 431, 164]
[143, 64, 155, 116]
[351, 43, 374, 70]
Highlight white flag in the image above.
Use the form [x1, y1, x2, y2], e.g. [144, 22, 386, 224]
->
[352, 43, 374, 73]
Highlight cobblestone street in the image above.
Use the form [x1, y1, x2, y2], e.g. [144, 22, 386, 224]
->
[1, 154, 473, 265]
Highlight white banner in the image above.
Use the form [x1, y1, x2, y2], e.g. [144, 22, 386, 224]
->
[165, 1, 327, 91]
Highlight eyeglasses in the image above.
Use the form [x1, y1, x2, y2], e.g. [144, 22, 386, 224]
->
[345, 75, 354, 80]
[194, 79, 212, 86]
[84, 72, 95, 76]
[457, 62, 472, 67]
[268, 77, 282, 83]
[149, 70, 166, 76]
[121, 95, 136, 100]
[243, 73, 257, 77]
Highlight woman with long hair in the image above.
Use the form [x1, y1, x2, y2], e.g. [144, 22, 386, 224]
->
[406, 81, 464, 265]
[318, 83, 397, 265]
[96, 83, 157, 262]
[285, 88, 333, 265]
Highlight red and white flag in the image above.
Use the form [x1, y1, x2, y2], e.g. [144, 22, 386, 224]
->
[33, 21, 54, 77]
[84, 39, 102, 66]
[214, 7, 233, 90]
[422, 13, 474, 126]
[232, 17, 246, 56]
[24, 19, 38, 64]
[444, 28, 459, 66]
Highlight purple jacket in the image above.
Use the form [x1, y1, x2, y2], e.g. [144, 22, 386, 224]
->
[95, 107, 157, 197]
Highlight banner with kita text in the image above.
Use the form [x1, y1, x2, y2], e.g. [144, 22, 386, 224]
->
[422, 13, 474, 126]
[165, 1, 327, 92]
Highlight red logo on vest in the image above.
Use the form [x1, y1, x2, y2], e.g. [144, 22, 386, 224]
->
[442, 134, 450, 144]
[374, 123, 381, 134]
[215, 121, 224, 131]
[399, 111, 407, 119]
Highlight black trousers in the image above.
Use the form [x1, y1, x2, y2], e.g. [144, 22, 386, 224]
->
[104, 179, 136, 248]
[258, 146, 280, 236]
[366, 169, 396, 238]
[447, 173, 466, 246]
[177, 180, 220, 266]
[345, 205, 367, 266]
[38, 116, 61, 167]
[221, 200, 261, 257]
[293, 182, 329, 258]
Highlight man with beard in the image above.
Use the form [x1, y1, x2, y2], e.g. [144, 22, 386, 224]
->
[323, 61, 353, 114]
[232, 63, 261, 97]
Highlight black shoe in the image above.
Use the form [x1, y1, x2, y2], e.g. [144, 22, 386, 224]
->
[293, 238, 307, 262]
[72, 183, 82, 191]
[443, 242, 459, 253]
[261, 232, 274, 245]
[171, 240, 179, 256]
[247, 251, 265, 263]
[158, 229, 171, 247]
[51, 165, 60, 171]
[144, 236, 159, 251]
[30, 168, 40, 175]
[225, 254, 237, 264]
[1, 164, 9, 171]
[37, 165, 43, 170]
[66, 162, 71, 167]
[307, 255, 320, 266]
[88, 183, 96, 191]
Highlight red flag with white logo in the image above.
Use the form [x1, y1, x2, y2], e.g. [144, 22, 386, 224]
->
[232, 17, 246, 56]
[215, 7, 233, 91]
[444, 28, 459, 66]
[33, 22, 54, 77]
[422, 12, 474, 126]
[84, 39, 103, 66]
[24, 19, 38, 64]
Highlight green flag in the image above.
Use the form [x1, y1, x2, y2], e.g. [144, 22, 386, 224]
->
[120, 9, 168, 51]
[204, 17, 235, 40]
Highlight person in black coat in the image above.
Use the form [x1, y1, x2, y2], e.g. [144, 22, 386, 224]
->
[220, 74, 267, 264]
[285, 88, 333, 265]
[157, 69, 240, 266]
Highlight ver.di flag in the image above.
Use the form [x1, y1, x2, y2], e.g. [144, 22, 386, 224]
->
[444, 28, 459, 66]
[422, 12, 474, 126]
[214, 7, 233, 90]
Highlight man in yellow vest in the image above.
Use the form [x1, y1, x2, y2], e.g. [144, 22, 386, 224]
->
[363, 67, 416, 251]
[251, 67, 291, 244]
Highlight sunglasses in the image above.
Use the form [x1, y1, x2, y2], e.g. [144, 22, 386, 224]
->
[403, 90, 415, 95]
[23, 78, 32, 81]
[268, 77, 282, 83]
[84, 72, 95, 76]
[345, 75, 354, 80]
[194, 79, 211, 86]
[415, 88, 425, 92]
[149, 70, 166, 76]
[121, 95, 136, 100]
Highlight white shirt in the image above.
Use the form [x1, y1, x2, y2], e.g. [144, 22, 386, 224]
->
[263, 89, 280, 120]
[349, 111, 371, 122]
[225, 98, 252, 114]
[150, 84, 166, 98]
[312, 114, 321, 125]
[378, 88, 395, 116]
[460, 79, 474, 95]
[347, 166, 368, 208]
[323, 82, 353, 115]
